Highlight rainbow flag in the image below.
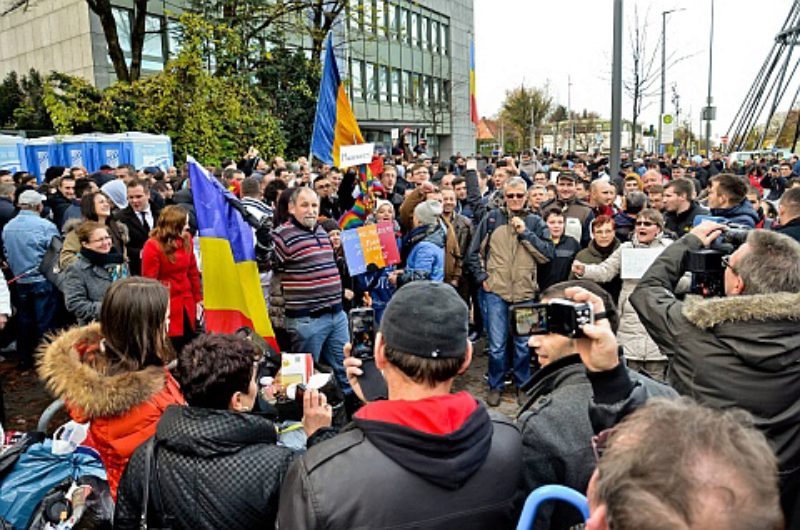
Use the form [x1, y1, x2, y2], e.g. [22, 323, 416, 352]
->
[188, 158, 278, 351]
[469, 38, 479, 126]
[339, 157, 384, 230]
[311, 34, 364, 167]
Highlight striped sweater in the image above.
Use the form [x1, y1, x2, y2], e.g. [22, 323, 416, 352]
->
[272, 217, 343, 317]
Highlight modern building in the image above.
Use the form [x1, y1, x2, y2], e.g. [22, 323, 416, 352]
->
[0, 0, 475, 157]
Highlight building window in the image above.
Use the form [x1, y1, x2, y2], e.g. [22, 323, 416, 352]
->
[410, 12, 418, 47]
[440, 23, 449, 55]
[166, 19, 181, 57]
[400, 7, 409, 44]
[388, 4, 399, 38]
[112, 8, 132, 59]
[433, 78, 441, 107]
[379, 65, 389, 102]
[365, 63, 377, 101]
[363, 0, 373, 34]
[349, 0, 362, 31]
[142, 15, 166, 70]
[418, 74, 426, 107]
[420, 16, 428, 51]
[406, 70, 415, 105]
[351, 59, 364, 100]
[443, 80, 451, 104]
[376, 0, 386, 36]
[391, 68, 400, 104]
[430, 20, 439, 53]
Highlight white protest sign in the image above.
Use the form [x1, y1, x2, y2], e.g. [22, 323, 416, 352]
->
[621, 247, 664, 279]
[391, 128, 399, 140]
[340, 143, 375, 167]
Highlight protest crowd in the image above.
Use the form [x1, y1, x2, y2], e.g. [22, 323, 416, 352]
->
[1, 135, 800, 530]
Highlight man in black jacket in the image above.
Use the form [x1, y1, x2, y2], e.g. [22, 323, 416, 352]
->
[663, 177, 709, 238]
[777, 187, 800, 243]
[278, 281, 524, 529]
[630, 224, 800, 529]
[115, 179, 162, 275]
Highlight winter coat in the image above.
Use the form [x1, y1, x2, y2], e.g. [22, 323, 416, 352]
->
[115, 202, 163, 276]
[537, 235, 580, 291]
[518, 354, 675, 530]
[710, 199, 760, 228]
[663, 201, 709, 239]
[114, 406, 295, 530]
[399, 223, 446, 285]
[612, 211, 636, 242]
[540, 197, 595, 247]
[38, 324, 185, 499]
[48, 192, 74, 231]
[776, 217, 800, 244]
[141, 237, 202, 337]
[466, 207, 554, 303]
[62, 254, 127, 325]
[630, 234, 800, 529]
[59, 218, 129, 271]
[277, 392, 524, 530]
[578, 233, 673, 361]
[572, 238, 622, 303]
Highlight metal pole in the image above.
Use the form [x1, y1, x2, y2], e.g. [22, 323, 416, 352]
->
[659, 11, 667, 153]
[610, 0, 623, 176]
[705, 0, 715, 155]
[567, 76, 572, 153]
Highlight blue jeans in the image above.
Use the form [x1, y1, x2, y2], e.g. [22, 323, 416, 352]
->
[485, 291, 530, 390]
[286, 310, 351, 394]
[16, 281, 58, 364]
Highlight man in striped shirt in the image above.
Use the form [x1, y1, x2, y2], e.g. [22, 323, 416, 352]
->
[271, 187, 351, 394]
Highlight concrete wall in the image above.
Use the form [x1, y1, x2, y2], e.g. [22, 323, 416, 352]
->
[0, 0, 95, 82]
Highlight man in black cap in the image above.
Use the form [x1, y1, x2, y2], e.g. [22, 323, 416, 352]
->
[278, 281, 523, 530]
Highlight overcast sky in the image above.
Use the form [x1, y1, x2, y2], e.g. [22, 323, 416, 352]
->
[474, 0, 796, 141]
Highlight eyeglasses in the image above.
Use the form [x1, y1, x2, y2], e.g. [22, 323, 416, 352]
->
[721, 254, 737, 273]
[316, 183, 332, 189]
[635, 220, 656, 227]
[591, 427, 616, 462]
[505, 193, 526, 199]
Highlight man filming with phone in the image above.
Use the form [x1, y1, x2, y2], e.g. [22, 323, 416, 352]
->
[630, 222, 800, 528]
[278, 281, 524, 529]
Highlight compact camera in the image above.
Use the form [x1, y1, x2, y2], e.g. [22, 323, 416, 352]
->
[510, 299, 594, 338]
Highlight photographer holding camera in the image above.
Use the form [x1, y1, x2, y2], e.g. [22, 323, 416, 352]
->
[630, 222, 800, 528]
[278, 281, 524, 530]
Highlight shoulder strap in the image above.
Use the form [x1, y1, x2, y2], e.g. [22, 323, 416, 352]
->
[140, 437, 173, 530]
[140, 438, 154, 530]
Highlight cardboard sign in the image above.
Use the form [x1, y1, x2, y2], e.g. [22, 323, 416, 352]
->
[340, 143, 375, 167]
[341, 221, 400, 275]
[620, 247, 664, 279]
[277, 353, 313, 388]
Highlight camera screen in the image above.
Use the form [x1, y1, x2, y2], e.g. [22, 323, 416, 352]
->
[512, 305, 548, 337]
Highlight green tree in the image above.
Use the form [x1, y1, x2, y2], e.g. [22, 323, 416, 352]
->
[0, 72, 24, 127]
[499, 83, 552, 151]
[13, 69, 53, 130]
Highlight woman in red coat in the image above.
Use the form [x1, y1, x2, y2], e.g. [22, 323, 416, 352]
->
[142, 205, 203, 353]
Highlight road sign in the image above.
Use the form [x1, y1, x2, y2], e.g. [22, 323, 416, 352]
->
[661, 114, 674, 144]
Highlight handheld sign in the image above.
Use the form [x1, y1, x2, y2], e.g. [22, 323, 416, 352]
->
[621, 247, 664, 279]
[341, 221, 400, 275]
[340, 143, 375, 167]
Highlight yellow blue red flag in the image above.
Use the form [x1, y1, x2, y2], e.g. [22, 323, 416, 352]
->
[311, 34, 364, 167]
[188, 157, 278, 351]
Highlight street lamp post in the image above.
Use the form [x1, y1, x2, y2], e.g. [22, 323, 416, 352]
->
[705, 0, 715, 155]
[610, 0, 623, 176]
[659, 8, 684, 154]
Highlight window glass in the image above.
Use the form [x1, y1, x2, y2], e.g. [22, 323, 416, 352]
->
[142, 15, 165, 70]
[379, 65, 389, 102]
[351, 59, 363, 100]
[410, 12, 418, 47]
[391, 68, 400, 104]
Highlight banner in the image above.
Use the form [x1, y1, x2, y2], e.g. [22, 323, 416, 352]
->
[341, 221, 400, 275]
[340, 143, 375, 167]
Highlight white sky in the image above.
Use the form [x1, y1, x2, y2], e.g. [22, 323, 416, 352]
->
[474, 0, 796, 141]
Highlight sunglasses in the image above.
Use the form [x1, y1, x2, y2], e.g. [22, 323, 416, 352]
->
[505, 193, 526, 199]
[635, 220, 656, 227]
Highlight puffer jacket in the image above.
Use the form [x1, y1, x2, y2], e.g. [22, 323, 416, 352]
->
[578, 233, 673, 361]
[466, 207, 554, 303]
[630, 234, 800, 529]
[399, 223, 446, 285]
[62, 253, 127, 325]
[711, 199, 760, 228]
[278, 392, 524, 529]
[38, 324, 185, 499]
[114, 406, 295, 530]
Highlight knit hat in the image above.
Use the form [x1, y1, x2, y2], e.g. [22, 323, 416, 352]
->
[413, 200, 442, 226]
[380, 281, 468, 358]
[320, 218, 341, 233]
[375, 199, 394, 214]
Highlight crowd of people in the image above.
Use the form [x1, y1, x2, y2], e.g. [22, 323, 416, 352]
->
[0, 141, 799, 529]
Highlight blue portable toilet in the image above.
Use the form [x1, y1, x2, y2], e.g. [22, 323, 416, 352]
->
[96, 133, 125, 169]
[120, 132, 173, 171]
[0, 134, 27, 173]
[60, 134, 100, 172]
[25, 136, 63, 182]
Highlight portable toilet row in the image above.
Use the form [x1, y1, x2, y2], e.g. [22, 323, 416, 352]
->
[0, 135, 27, 173]
[21, 132, 174, 181]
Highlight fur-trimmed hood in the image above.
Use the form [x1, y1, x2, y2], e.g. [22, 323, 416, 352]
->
[38, 324, 167, 419]
[682, 292, 800, 329]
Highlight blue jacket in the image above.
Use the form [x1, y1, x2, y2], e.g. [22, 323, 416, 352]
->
[2, 210, 59, 283]
[399, 224, 445, 286]
[711, 200, 760, 228]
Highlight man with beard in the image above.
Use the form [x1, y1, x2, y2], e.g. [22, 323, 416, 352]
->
[269, 187, 350, 394]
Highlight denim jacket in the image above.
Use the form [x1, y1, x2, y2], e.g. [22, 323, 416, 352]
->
[2, 210, 59, 284]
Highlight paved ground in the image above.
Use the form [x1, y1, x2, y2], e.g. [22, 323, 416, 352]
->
[1, 336, 521, 435]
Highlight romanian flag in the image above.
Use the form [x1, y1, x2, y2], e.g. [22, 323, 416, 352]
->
[311, 34, 364, 167]
[470, 38, 479, 126]
[188, 158, 278, 351]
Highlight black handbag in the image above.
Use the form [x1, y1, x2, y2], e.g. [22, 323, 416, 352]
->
[38, 235, 65, 291]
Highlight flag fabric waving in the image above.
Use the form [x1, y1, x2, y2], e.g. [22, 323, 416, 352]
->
[470, 38, 479, 126]
[339, 156, 385, 230]
[188, 157, 278, 351]
[311, 33, 364, 167]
